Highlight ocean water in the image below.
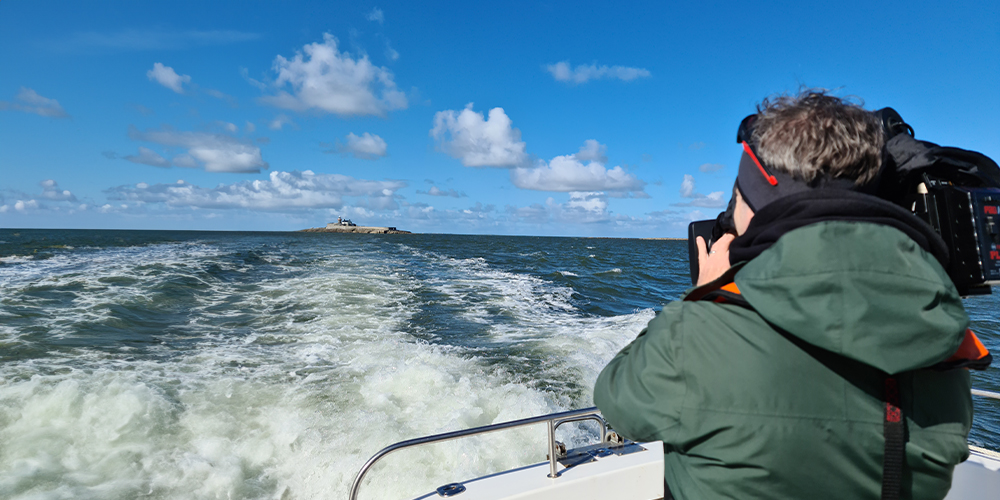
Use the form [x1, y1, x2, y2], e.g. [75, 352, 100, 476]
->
[0, 229, 996, 500]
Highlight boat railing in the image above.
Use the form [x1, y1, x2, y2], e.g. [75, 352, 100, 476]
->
[972, 389, 1000, 400]
[348, 406, 607, 500]
[349, 389, 1000, 500]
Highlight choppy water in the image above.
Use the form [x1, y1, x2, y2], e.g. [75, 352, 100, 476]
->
[0, 229, 997, 500]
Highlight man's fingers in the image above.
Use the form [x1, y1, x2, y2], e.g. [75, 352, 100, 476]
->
[696, 236, 708, 258]
[712, 233, 735, 252]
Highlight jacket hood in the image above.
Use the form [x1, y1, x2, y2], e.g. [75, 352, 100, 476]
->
[734, 221, 968, 374]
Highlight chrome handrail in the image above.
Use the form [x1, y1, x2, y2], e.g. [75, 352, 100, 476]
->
[348, 407, 605, 500]
[973, 389, 1000, 400]
[350, 388, 1000, 500]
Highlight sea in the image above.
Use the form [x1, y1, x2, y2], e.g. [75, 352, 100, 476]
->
[1, 228, 997, 500]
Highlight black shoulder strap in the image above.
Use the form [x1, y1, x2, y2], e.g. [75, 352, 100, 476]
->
[881, 376, 906, 500]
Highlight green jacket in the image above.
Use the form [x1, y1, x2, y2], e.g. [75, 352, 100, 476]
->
[594, 221, 972, 500]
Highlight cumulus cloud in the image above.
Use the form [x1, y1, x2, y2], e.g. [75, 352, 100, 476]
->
[147, 63, 191, 93]
[0, 87, 70, 118]
[384, 42, 399, 61]
[332, 132, 387, 160]
[128, 125, 269, 173]
[40, 180, 77, 202]
[0, 180, 87, 215]
[105, 171, 405, 212]
[366, 7, 384, 23]
[575, 139, 608, 163]
[215, 121, 238, 133]
[545, 61, 651, 84]
[510, 140, 646, 196]
[699, 163, 725, 172]
[124, 146, 171, 168]
[505, 192, 613, 226]
[431, 103, 528, 167]
[672, 174, 725, 207]
[417, 186, 465, 198]
[565, 191, 609, 213]
[269, 114, 295, 130]
[259, 33, 407, 116]
[464, 202, 495, 213]
[4, 200, 41, 213]
[172, 154, 199, 168]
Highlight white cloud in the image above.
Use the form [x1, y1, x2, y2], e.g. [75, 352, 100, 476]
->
[565, 191, 608, 213]
[504, 192, 613, 226]
[215, 121, 238, 133]
[40, 180, 77, 202]
[14, 200, 40, 212]
[366, 7, 384, 24]
[417, 186, 465, 198]
[128, 125, 269, 173]
[545, 61, 651, 84]
[240, 67, 267, 90]
[334, 132, 388, 160]
[680, 174, 696, 198]
[105, 171, 405, 212]
[245, 121, 256, 133]
[124, 146, 171, 168]
[699, 163, 725, 172]
[259, 33, 407, 116]
[431, 103, 528, 168]
[510, 141, 646, 196]
[269, 114, 295, 130]
[673, 174, 725, 207]
[147, 63, 191, 93]
[575, 139, 608, 163]
[172, 154, 198, 168]
[0, 87, 70, 118]
[385, 41, 399, 61]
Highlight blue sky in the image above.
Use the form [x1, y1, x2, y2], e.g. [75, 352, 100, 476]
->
[1, 1, 997, 237]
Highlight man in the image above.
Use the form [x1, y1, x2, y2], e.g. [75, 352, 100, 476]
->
[594, 91, 980, 499]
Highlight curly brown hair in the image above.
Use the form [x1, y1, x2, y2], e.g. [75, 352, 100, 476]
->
[753, 89, 885, 186]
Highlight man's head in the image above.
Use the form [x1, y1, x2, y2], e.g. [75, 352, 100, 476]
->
[731, 90, 886, 234]
[753, 90, 885, 185]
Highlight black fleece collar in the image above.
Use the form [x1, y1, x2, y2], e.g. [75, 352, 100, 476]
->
[729, 189, 949, 268]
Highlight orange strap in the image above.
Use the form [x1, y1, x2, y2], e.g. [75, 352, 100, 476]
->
[720, 282, 741, 294]
[946, 328, 990, 363]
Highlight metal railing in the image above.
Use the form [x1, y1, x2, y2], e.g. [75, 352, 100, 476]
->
[348, 407, 606, 500]
[349, 388, 1000, 500]
[972, 389, 1000, 400]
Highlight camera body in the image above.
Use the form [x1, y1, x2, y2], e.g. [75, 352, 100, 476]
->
[688, 108, 1000, 296]
[906, 182, 1000, 294]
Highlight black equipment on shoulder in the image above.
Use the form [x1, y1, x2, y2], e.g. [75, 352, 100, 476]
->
[688, 108, 1000, 296]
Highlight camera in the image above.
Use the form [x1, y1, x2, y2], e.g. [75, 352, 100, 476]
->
[688, 108, 1000, 296]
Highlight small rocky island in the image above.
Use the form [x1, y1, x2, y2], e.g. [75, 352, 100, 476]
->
[300, 218, 412, 234]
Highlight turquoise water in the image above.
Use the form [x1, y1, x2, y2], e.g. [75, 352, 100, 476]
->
[0, 229, 997, 499]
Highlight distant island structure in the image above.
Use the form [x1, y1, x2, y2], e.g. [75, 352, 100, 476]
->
[300, 217, 412, 234]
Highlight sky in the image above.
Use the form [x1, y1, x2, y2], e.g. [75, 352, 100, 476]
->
[1, 1, 997, 237]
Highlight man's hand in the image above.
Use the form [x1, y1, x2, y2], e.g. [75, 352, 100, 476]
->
[695, 233, 734, 286]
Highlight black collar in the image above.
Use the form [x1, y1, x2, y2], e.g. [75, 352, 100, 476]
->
[729, 189, 949, 268]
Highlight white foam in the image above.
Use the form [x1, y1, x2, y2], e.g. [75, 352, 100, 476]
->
[0, 239, 649, 499]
